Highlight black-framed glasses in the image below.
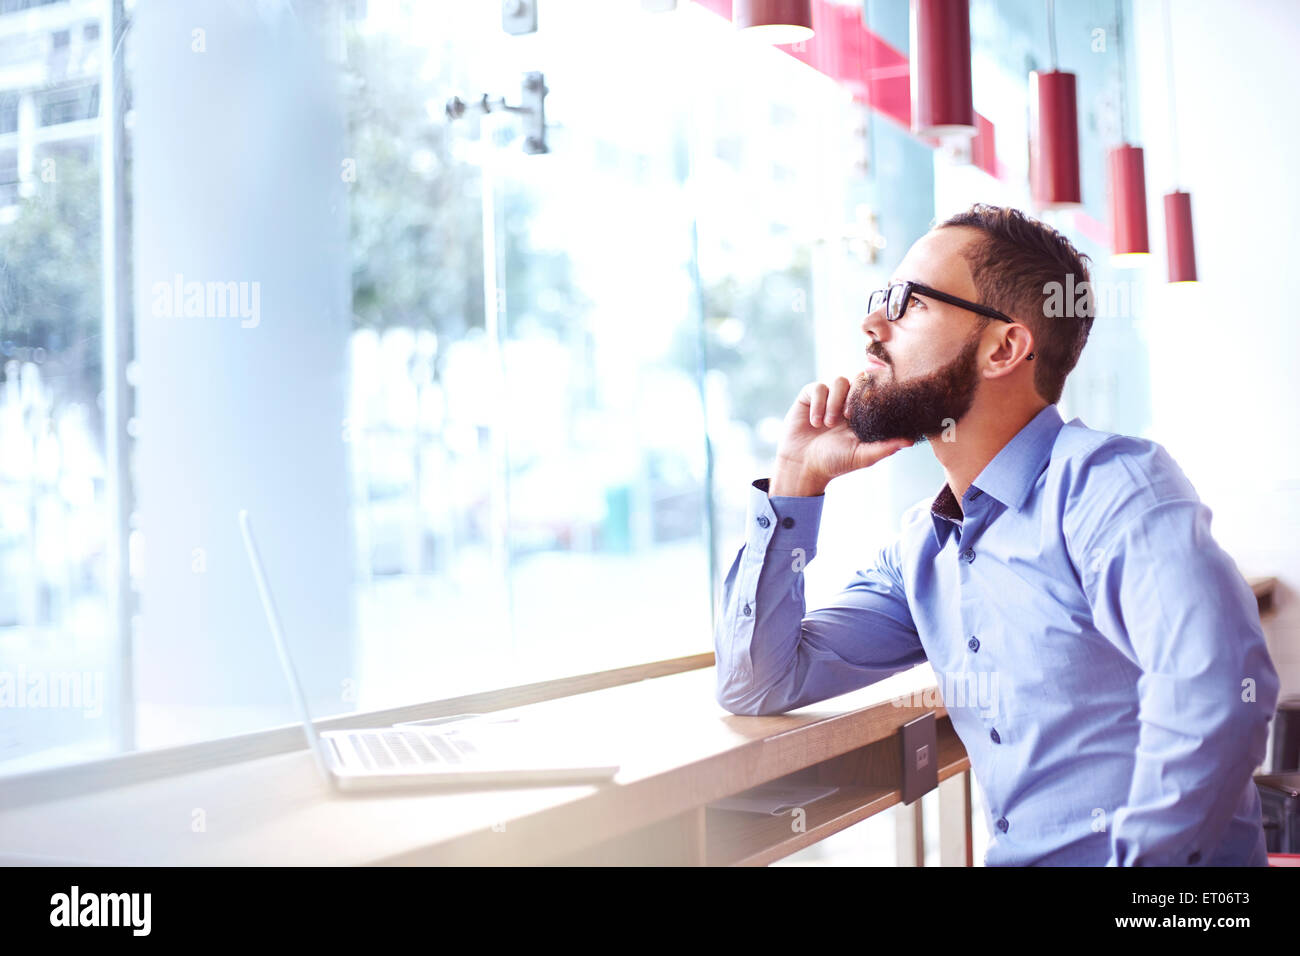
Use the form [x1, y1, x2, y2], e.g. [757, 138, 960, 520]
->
[868, 281, 1015, 325]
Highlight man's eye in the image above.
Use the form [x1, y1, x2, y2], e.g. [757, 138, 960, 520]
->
[909, 295, 925, 309]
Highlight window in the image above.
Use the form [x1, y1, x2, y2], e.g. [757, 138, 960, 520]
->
[0, 0, 884, 772]
[0, 0, 62, 14]
[0, 7, 111, 772]
[0, 150, 17, 206]
[37, 83, 99, 126]
[0, 94, 18, 135]
[1, 1, 1146, 802]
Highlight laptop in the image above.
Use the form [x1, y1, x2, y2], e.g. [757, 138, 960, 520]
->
[238, 509, 621, 791]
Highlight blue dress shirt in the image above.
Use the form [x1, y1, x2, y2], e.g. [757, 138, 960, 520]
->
[715, 403, 1279, 866]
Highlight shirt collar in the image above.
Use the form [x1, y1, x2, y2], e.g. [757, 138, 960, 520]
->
[929, 403, 1066, 547]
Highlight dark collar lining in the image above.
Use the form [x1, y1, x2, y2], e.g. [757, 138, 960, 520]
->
[931, 482, 963, 522]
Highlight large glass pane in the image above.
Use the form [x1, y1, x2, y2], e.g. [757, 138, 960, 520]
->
[0, 0, 120, 772]
[484, 3, 710, 681]
[340, 1, 714, 704]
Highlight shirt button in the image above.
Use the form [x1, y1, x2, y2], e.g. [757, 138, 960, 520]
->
[1188, 851, 1201, 864]
[781, 516, 795, 529]
[743, 603, 752, 616]
[996, 817, 1009, 833]
[962, 548, 976, 563]
[989, 728, 1000, 744]
[756, 515, 770, 529]
[967, 636, 980, 652]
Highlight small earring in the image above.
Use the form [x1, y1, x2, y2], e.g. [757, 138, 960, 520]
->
[1027, 352, 1035, 360]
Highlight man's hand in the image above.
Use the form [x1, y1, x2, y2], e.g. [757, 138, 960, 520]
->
[770, 377, 913, 497]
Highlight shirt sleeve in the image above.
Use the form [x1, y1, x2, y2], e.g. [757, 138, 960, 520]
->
[714, 478, 927, 716]
[1066, 439, 1280, 866]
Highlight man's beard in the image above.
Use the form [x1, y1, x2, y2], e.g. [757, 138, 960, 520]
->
[847, 331, 982, 444]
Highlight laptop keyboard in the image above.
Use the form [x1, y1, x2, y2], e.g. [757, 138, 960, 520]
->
[350, 731, 473, 770]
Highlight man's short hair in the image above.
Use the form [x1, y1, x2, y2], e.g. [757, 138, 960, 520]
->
[937, 203, 1094, 405]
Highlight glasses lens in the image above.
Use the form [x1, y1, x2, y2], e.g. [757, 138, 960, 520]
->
[888, 283, 906, 320]
[869, 289, 885, 314]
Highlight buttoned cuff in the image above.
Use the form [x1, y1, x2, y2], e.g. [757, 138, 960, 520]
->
[748, 477, 825, 553]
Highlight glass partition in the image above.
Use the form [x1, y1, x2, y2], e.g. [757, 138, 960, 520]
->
[0, 0, 883, 768]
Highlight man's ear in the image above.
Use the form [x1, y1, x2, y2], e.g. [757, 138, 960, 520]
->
[984, 324, 1034, 378]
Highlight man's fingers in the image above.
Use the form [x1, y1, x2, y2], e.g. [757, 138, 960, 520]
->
[799, 380, 853, 427]
[807, 383, 828, 427]
[825, 376, 851, 426]
[850, 437, 914, 470]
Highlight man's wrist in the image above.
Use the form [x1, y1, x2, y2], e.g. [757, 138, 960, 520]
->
[770, 459, 829, 498]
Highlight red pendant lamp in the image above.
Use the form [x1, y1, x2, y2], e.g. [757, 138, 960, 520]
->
[1108, 0, 1149, 265]
[909, 0, 976, 138]
[1029, 2, 1081, 208]
[733, 0, 814, 44]
[1164, 191, 1196, 282]
[1109, 144, 1149, 262]
[1161, 0, 1197, 281]
[1030, 73, 1080, 207]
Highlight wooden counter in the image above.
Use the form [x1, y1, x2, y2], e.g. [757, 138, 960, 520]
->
[0, 664, 968, 866]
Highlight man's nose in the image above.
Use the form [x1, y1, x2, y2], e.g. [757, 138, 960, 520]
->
[862, 301, 891, 341]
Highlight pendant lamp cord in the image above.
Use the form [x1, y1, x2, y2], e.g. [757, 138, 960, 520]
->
[1115, 0, 1128, 143]
[1163, 0, 1181, 188]
[1046, 0, 1058, 70]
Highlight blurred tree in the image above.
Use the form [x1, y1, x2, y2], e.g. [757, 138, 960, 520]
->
[342, 29, 588, 362]
[343, 31, 483, 343]
[0, 154, 104, 413]
[672, 246, 816, 432]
